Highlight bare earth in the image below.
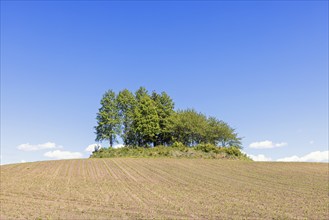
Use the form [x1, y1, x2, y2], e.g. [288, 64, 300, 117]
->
[1, 158, 328, 219]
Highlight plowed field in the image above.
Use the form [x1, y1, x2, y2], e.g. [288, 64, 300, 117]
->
[1, 159, 328, 219]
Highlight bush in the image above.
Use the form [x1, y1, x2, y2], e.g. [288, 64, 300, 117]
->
[172, 142, 188, 152]
[172, 141, 185, 149]
[222, 146, 242, 157]
[90, 143, 249, 160]
[194, 143, 219, 153]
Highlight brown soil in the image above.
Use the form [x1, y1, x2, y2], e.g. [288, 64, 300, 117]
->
[1, 158, 328, 219]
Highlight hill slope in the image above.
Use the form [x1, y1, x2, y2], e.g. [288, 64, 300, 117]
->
[1, 159, 328, 219]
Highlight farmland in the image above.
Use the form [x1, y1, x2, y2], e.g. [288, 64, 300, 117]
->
[1, 159, 328, 219]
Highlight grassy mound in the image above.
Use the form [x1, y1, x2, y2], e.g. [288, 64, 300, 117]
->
[90, 143, 251, 160]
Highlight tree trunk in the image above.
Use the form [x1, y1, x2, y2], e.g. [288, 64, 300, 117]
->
[110, 136, 113, 148]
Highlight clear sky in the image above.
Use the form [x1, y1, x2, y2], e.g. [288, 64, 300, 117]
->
[1, 1, 328, 164]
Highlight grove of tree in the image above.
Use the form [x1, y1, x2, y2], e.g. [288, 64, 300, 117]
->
[95, 87, 242, 148]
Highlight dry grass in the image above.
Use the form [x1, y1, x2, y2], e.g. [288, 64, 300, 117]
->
[1, 158, 328, 219]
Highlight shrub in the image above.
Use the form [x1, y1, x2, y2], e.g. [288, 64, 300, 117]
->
[171, 142, 189, 152]
[90, 143, 249, 160]
[194, 143, 219, 153]
[223, 146, 242, 157]
[172, 141, 185, 149]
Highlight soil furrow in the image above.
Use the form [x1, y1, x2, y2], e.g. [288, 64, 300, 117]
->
[1, 159, 327, 219]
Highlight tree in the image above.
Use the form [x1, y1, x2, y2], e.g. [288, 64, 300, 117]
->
[206, 117, 242, 148]
[135, 86, 149, 101]
[205, 117, 222, 145]
[133, 94, 160, 147]
[95, 90, 121, 147]
[117, 89, 136, 146]
[151, 91, 175, 146]
[94, 87, 243, 149]
[171, 109, 208, 146]
[217, 122, 242, 148]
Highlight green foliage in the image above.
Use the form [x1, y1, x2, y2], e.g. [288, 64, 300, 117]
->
[94, 87, 243, 153]
[151, 91, 175, 146]
[171, 109, 208, 146]
[206, 117, 242, 148]
[195, 143, 219, 153]
[95, 90, 121, 147]
[172, 141, 188, 152]
[117, 89, 137, 146]
[133, 94, 160, 147]
[171, 110, 242, 148]
[222, 146, 242, 157]
[172, 141, 185, 148]
[91, 144, 250, 160]
[135, 87, 149, 101]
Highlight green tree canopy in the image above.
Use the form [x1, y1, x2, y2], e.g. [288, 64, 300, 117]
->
[133, 94, 160, 147]
[95, 87, 242, 149]
[117, 89, 136, 146]
[206, 117, 242, 148]
[95, 90, 121, 147]
[171, 109, 208, 146]
[151, 91, 175, 146]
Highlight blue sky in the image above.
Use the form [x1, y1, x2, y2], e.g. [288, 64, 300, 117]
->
[1, 1, 328, 164]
